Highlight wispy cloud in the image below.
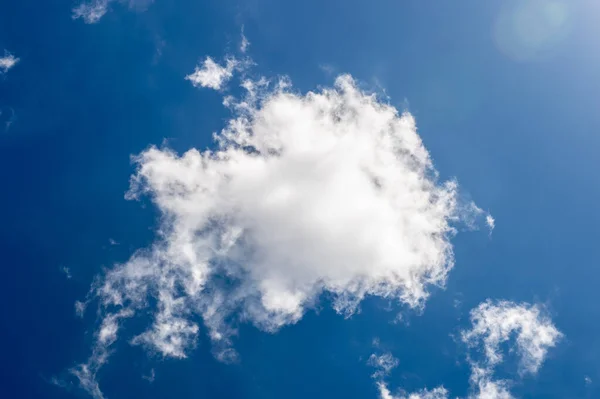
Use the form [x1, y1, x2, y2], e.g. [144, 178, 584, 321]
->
[61, 266, 72, 279]
[371, 300, 561, 399]
[142, 368, 155, 383]
[185, 56, 238, 90]
[377, 382, 448, 399]
[70, 309, 134, 399]
[72, 0, 109, 24]
[73, 0, 153, 23]
[370, 350, 448, 399]
[467, 366, 512, 399]
[368, 352, 399, 379]
[240, 26, 250, 53]
[462, 300, 562, 375]
[463, 300, 562, 398]
[485, 215, 495, 235]
[0, 51, 19, 73]
[0, 107, 17, 132]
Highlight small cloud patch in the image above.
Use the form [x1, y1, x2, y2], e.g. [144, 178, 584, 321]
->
[0, 51, 19, 73]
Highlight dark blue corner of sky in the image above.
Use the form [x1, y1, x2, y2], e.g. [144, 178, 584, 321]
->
[1, 0, 600, 398]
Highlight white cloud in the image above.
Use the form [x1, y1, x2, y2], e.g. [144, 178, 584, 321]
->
[462, 300, 562, 375]
[75, 300, 87, 317]
[73, 55, 490, 397]
[119, 72, 475, 332]
[62, 266, 72, 279]
[468, 366, 513, 399]
[186, 56, 238, 90]
[72, 0, 109, 23]
[368, 352, 399, 379]
[0, 51, 19, 73]
[485, 215, 495, 234]
[240, 26, 250, 53]
[130, 297, 200, 358]
[0, 107, 16, 132]
[70, 309, 133, 399]
[142, 368, 155, 383]
[71, 363, 104, 399]
[461, 300, 561, 399]
[371, 301, 561, 399]
[319, 64, 337, 76]
[377, 382, 449, 399]
[73, 0, 153, 23]
[372, 353, 447, 399]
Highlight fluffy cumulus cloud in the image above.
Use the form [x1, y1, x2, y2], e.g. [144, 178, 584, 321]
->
[185, 56, 239, 90]
[71, 52, 492, 397]
[73, 0, 153, 23]
[372, 300, 561, 399]
[0, 51, 19, 73]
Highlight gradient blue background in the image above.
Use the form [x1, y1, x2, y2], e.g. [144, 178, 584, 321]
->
[1, 0, 599, 398]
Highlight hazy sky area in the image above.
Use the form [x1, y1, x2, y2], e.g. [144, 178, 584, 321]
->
[1, 1, 600, 399]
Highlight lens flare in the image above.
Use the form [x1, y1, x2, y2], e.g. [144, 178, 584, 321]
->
[494, 0, 571, 62]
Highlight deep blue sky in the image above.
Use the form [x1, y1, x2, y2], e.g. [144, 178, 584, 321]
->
[1, 0, 599, 398]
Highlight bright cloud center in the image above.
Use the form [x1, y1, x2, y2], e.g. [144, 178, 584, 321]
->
[123, 74, 462, 332]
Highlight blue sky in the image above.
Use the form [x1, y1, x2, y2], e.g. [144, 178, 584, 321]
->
[1, 1, 599, 398]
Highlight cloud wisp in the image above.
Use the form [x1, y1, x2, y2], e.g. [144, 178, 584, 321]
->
[368, 353, 400, 379]
[73, 0, 153, 24]
[70, 309, 134, 399]
[462, 301, 561, 398]
[185, 56, 239, 90]
[72, 0, 109, 23]
[378, 382, 449, 399]
[372, 300, 561, 399]
[70, 51, 491, 398]
[370, 350, 450, 399]
[0, 51, 19, 74]
[240, 26, 250, 53]
[370, 352, 449, 399]
[462, 300, 562, 376]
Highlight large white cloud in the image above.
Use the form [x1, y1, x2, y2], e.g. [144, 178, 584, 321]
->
[71, 55, 491, 397]
[0, 51, 18, 73]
